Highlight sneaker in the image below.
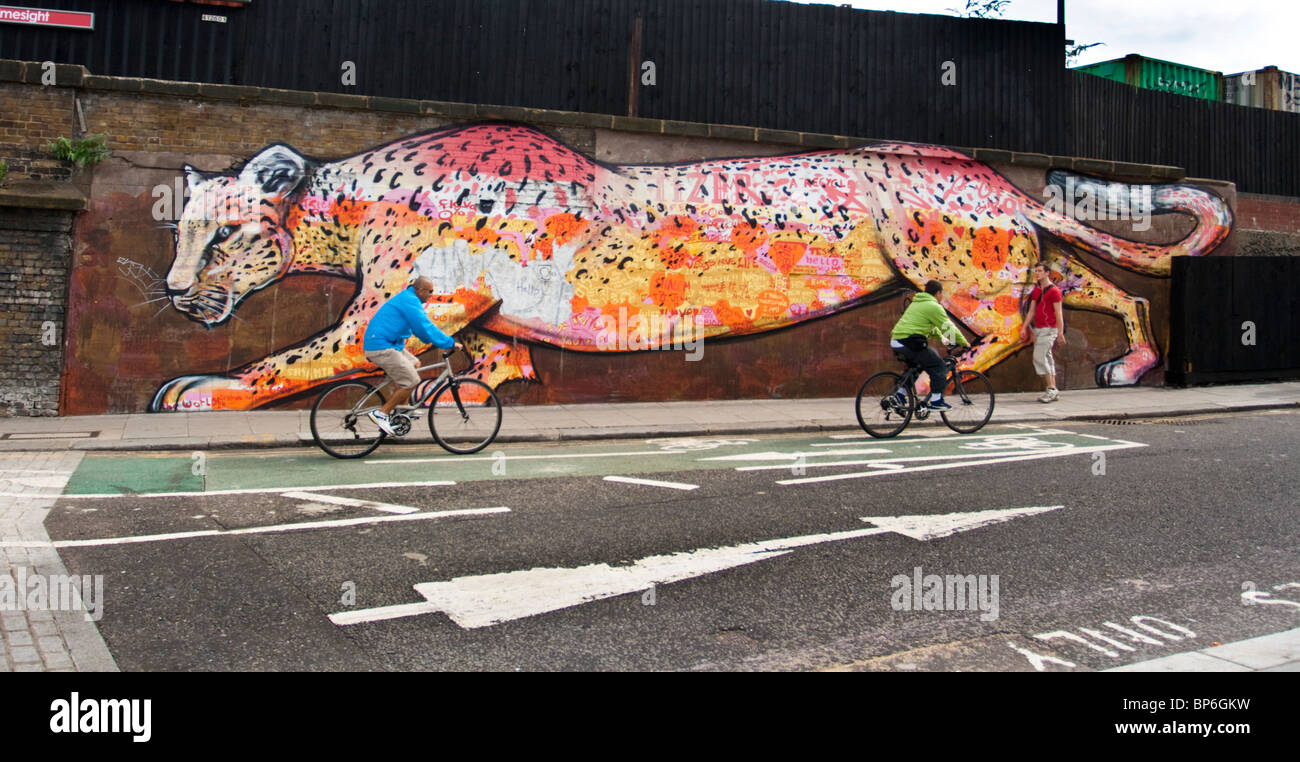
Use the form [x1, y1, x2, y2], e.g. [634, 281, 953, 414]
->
[927, 398, 953, 411]
[368, 410, 396, 435]
[1038, 388, 1059, 403]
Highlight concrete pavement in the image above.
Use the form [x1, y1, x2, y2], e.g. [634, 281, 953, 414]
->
[2, 381, 1298, 452]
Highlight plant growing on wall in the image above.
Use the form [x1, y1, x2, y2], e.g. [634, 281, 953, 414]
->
[1066, 41, 1106, 66]
[947, 0, 1010, 17]
[47, 134, 111, 167]
[0, 160, 7, 183]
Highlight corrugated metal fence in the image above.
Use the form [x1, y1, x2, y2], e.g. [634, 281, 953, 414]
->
[2, 0, 1297, 194]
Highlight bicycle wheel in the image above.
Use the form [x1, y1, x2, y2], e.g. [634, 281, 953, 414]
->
[855, 371, 914, 438]
[428, 378, 502, 454]
[941, 369, 995, 434]
[310, 380, 387, 459]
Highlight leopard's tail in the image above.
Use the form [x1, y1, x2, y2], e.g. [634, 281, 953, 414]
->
[1022, 171, 1233, 276]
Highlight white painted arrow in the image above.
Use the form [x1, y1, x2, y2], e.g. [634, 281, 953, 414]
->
[329, 505, 1064, 629]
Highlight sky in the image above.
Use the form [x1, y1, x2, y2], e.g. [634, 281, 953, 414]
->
[787, 0, 1299, 75]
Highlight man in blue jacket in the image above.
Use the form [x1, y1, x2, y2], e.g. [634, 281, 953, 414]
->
[363, 277, 460, 435]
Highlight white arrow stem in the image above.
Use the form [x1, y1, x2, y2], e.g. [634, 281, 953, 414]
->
[329, 505, 1064, 629]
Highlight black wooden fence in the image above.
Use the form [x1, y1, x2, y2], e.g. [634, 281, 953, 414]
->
[1072, 72, 1300, 197]
[0, 0, 1072, 153]
[3, 0, 1299, 195]
[1168, 257, 1300, 385]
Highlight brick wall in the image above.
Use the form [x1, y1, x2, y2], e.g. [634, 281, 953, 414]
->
[1236, 193, 1300, 256]
[0, 83, 78, 182]
[0, 207, 74, 416]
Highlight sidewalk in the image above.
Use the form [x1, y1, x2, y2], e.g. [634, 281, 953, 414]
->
[1, 381, 1298, 452]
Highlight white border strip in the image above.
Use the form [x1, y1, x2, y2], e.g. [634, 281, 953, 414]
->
[0, 507, 510, 548]
[367, 450, 677, 465]
[59, 480, 457, 500]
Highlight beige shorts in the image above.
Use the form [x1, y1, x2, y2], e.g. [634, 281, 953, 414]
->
[365, 348, 421, 389]
[1032, 328, 1058, 376]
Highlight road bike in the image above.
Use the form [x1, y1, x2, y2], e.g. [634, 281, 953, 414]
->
[855, 346, 995, 438]
[310, 348, 502, 459]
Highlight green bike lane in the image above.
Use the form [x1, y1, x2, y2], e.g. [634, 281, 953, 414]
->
[61, 423, 1148, 497]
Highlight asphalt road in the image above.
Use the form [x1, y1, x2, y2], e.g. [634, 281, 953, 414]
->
[42, 409, 1300, 671]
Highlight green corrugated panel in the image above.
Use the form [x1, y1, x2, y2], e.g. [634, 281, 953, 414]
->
[1076, 59, 1126, 84]
[1075, 55, 1222, 101]
[1136, 57, 1221, 101]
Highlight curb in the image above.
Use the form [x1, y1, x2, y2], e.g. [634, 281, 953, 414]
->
[1, 403, 1294, 453]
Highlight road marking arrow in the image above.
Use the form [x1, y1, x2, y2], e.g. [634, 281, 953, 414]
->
[282, 490, 419, 515]
[329, 505, 1064, 629]
[602, 475, 699, 491]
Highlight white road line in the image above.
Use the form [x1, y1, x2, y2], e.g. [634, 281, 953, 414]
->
[602, 475, 699, 491]
[820, 427, 1072, 445]
[0, 507, 510, 548]
[281, 491, 418, 515]
[367, 450, 677, 465]
[330, 602, 444, 626]
[699, 448, 891, 462]
[58, 480, 457, 500]
[739, 446, 1081, 472]
[777, 442, 1147, 485]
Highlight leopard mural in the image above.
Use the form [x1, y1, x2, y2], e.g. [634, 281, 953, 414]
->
[151, 123, 1232, 411]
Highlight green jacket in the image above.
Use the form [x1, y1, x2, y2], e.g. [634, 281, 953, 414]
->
[890, 292, 969, 346]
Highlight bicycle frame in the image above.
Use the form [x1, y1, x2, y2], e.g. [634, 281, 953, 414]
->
[346, 354, 487, 428]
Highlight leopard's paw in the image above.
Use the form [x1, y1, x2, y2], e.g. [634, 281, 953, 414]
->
[1095, 344, 1158, 387]
[150, 375, 248, 412]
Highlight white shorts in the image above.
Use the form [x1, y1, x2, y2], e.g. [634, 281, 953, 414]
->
[1032, 328, 1057, 376]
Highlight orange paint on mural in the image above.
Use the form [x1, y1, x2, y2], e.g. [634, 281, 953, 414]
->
[756, 289, 789, 317]
[649, 272, 688, 312]
[948, 291, 980, 316]
[971, 227, 1012, 271]
[730, 222, 767, 254]
[907, 210, 948, 246]
[712, 299, 753, 333]
[768, 241, 805, 275]
[334, 199, 373, 227]
[994, 295, 1020, 315]
[546, 212, 589, 245]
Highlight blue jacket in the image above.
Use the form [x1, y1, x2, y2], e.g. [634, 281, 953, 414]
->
[363, 287, 455, 352]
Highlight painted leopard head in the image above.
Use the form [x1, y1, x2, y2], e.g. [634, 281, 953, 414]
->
[164, 145, 308, 326]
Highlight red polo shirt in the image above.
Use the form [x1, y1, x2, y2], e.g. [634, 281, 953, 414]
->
[1030, 285, 1062, 328]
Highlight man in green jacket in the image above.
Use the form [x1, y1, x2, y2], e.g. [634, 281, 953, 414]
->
[889, 280, 970, 410]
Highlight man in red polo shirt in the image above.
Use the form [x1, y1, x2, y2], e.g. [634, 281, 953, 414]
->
[1020, 263, 1066, 402]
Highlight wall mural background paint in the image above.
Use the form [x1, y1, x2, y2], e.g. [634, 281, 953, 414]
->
[61, 124, 1233, 415]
